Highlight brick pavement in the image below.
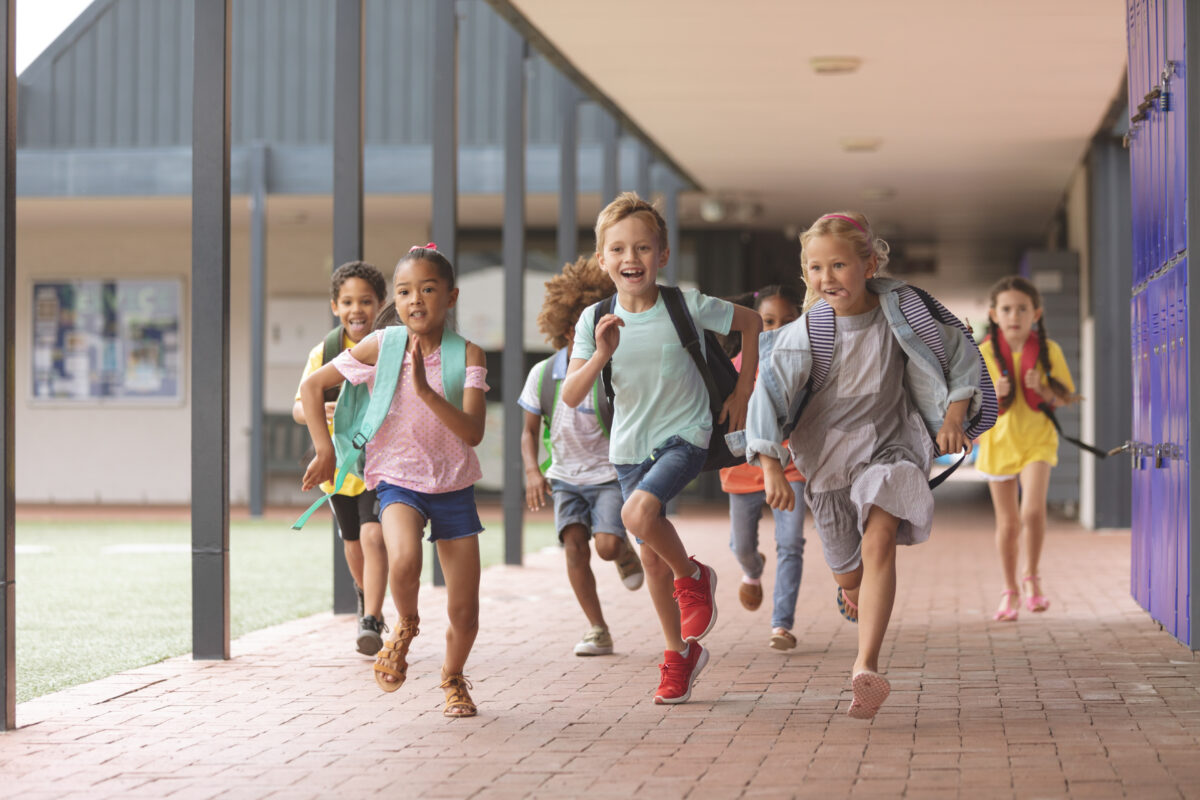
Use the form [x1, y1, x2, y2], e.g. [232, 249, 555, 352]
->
[4, 482, 1199, 799]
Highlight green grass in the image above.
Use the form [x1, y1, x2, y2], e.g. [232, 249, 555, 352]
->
[15, 518, 560, 703]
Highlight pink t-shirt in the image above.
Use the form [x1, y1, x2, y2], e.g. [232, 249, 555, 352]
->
[332, 331, 489, 494]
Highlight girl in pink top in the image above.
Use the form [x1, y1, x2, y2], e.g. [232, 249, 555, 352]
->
[300, 245, 488, 718]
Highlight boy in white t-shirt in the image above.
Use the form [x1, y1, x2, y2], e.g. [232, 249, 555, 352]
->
[519, 256, 644, 657]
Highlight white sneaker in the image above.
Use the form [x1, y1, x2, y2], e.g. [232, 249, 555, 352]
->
[614, 541, 645, 591]
[573, 625, 614, 656]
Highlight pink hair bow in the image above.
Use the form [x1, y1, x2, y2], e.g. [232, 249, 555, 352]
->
[409, 242, 438, 252]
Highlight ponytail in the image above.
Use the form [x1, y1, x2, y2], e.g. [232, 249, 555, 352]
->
[1036, 317, 1076, 405]
[989, 318, 1014, 411]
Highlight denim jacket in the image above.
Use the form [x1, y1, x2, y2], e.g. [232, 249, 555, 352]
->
[735, 278, 996, 468]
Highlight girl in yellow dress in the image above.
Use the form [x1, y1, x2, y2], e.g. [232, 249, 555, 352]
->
[977, 276, 1076, 622]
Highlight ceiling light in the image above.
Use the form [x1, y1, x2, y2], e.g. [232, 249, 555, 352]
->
[699, 197, 725, 223]
[840, 137, 883, 153]
[810, 56, 862, 75]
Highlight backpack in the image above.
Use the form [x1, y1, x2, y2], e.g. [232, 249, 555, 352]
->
[320, 325, 345, 402]
[781, 284, 997, 488]
[534, 348, 613, 474]
[594, 285, 743, 472]
[292, 326, 467, 529]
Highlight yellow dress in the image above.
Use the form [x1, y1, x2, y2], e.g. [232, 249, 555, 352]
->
[976, 337, 1074, 477]
[295, 332, 368, 496]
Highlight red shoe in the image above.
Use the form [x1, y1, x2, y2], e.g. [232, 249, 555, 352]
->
[654, 642, 709, 704]
[674, 557, 718, 642]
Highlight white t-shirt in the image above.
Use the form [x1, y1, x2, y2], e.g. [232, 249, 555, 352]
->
[518, 348, 618, 486]
[572, 288, 733, 464]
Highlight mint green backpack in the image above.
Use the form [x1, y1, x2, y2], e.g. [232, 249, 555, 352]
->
[292, 326, 467, 529]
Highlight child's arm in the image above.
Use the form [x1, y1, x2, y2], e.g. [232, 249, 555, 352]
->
[719, 305, 763, 432]
[409, 337, 487, 447]
[520, 410, 551, 511]
[761, 454, 795, 512]
[936, 397, 971, 456]
[299, 334, 381, 491]
[562, 313, 622, 408]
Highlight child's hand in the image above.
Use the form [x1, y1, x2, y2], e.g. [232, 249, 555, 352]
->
[301, 448, 336, 492]
[762, 457, 794, 511]
[410, 336, 431, 398]
[936, 402, 971, 457]
[525, 469, 551, 511]
[993, 373, 1011, 400]
[594, 314, 623, 359]
[718, 385, 752, 432]
[324, 401, 337, 424]
[1023, 368, 1050, 403]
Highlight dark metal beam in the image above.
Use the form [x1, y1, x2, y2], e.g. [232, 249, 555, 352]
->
[331, 0, 364, 614]
[502, 26, 526, 568]
[600, 110, 618, 206]
[663, 172, 680, 286]
[0, 0, 16, 731]
[191, 0, 232, 660]
[634, 140, 651, 200]
[248, 143, 268, 518]
[556, 78, 579, 269]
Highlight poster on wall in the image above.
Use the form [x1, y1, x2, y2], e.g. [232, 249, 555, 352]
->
[32, 279, 182, 402]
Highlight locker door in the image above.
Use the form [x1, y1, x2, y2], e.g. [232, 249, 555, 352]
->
[1131, 292, 1150, 607]
[1173, 263, 1189, 642]
[1166, 0, 1186, 257]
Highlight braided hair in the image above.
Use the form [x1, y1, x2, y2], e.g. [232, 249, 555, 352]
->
[986, 276, 1075, 408]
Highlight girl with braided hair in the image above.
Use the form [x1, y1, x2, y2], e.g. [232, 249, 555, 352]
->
[977, 276, 1076, 622]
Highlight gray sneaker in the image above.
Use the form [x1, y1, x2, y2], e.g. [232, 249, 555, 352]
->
[573, 625, 614, 656]
[614, 541, 645, 591]
[356, 614, 386, 656]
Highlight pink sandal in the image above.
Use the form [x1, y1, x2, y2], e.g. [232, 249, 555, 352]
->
[1023, 575, 1050, 612]
[836, 587, 859, 623]
[993, 590, 1019, 622]
[848, 670, 891, 719]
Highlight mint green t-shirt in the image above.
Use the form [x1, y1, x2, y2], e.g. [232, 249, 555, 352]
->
[572, 288, 734, 465]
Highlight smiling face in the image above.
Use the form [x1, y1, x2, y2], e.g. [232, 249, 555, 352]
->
[758, 295, 799, 331]
[989, 288, 1042, 346]
[331, 276, 382, 343]
[803, 234, 878, 316]
[393, 258, 458, 336]
[597, 214, 669, 306]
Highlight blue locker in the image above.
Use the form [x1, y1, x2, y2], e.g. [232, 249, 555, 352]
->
[1166, 0, 1186, 257]
[1173, 264, 1189, 642]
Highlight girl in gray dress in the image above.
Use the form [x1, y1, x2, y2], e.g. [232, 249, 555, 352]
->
[744, 212, 993, 719]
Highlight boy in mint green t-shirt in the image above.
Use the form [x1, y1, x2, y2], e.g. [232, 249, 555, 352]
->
[563, 192, 762, 705]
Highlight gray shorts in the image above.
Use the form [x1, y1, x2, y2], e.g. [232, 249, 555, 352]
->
[550, 479, 626, 541]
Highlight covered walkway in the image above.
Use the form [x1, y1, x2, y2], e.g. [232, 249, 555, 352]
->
[6, 486, 1198, 799]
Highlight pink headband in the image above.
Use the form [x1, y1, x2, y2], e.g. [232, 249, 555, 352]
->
[819, 214, 868, 235]
[409, 242, 438, 252]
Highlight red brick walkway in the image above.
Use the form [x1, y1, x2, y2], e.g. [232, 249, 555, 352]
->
[4, 483, 1199, 799]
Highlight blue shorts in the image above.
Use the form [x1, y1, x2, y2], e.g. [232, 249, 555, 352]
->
[550, 479, 626, 541]
[375, 482, 484, 542]
[614, 435, 708, 514]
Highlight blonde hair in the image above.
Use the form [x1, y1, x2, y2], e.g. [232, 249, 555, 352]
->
[594, 191, 668, 252]
[537, 255, 616, 350]
[797, 211, 890, 311]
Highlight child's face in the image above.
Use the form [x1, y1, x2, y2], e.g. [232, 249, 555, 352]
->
[597, 215, 669, 300]
[989, 289, 1042, 342]
[803, 234, 877, 316]
[393, 258, 458, 336]
[758, 296, 799, 331]
[331, 276, 382, 343]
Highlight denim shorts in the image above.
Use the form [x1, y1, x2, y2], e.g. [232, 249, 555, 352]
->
[550, 479, 626, 540]
[614, 435, 708, 513]
[328, 490, 380, 542]
[375, 482, 484, 542]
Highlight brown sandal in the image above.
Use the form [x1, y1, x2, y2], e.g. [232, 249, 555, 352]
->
[439, 672, 477, 718]
[373, 615, 418, 692]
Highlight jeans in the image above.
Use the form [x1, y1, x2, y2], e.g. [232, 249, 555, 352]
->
[728, 481, 806, 630]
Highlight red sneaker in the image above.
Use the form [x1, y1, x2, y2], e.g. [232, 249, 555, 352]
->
[654, 642, 709, 704]
[674, 557, 717, 641]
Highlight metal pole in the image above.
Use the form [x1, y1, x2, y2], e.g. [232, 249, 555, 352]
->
[0, 0, 16, 730]
[557, 78, 579, 268]
[331, 0, 364, 614]
[600, 111, 618, 206]
[502, 28, 526, 567]
[429, 0, 459, 587]
[191, 0, 232, 660]
[634, 140, 651, 200]
[663, 173, 680, 286]
[248, 143, 268, 518]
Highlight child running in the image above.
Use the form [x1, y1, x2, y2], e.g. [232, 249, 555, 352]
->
[563, 192, 763, 704]
[719, 284, 808, 651]
[519, 255, 645, 657]
[291, 260, 388, 656]
[300, 244, 488, 718]
[745, 212, 993, 719]
[977, 276, 1076, 622]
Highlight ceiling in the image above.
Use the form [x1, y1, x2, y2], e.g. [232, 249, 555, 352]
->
[510, 0, 1128, 248]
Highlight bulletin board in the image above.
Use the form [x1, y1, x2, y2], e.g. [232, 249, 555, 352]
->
[32, 279, 183, 403]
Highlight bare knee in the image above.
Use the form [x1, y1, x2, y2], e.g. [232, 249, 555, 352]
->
[833, 567, 863, 591]
[621, 496, 659, 536]
[389, 555, 421, 587]
[562, 528, 591, 567]
[593, 533, 622, 561]
[446, 599, 479, 634]
[1020, 509, 1046, 532]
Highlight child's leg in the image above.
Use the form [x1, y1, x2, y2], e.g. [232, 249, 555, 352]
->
[436, 534, 481, 678]
[852, 505, 899, 675]
[624, 491, 692, 651]
[562, 525, 605, 629]
[380, 503, 425, 619]
[1018, 461, 1052, 597]
[989, 477, 1021, 613]
[360, 521, 387, 617]
[769, 482, 806, 631]
[343, 539, 365, 595]
[728, 491, 766, 579]
[592, 531, 623, 562]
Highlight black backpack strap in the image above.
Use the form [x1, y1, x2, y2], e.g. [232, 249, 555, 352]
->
[660, 285, 721, 418]
[1038, 403, 1111, 458]
[321, 325, 344, 403]
[594, 296, 616, 404]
